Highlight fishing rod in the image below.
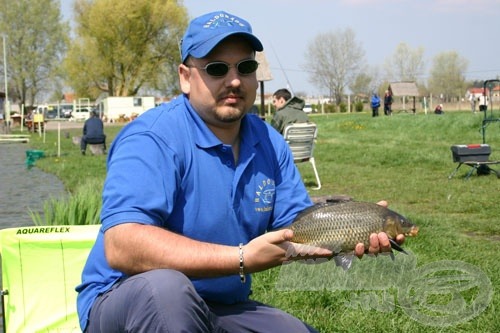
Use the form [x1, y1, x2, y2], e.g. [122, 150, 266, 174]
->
[270, 43, 295, 96]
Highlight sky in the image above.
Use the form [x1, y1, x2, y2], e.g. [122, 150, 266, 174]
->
[61, 0, 500, 97]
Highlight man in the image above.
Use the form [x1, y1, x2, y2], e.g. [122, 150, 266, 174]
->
[434, 104, 444, 115]
[77, 11, 403, 332]
[478, 94, 488, 112]
[383, 90, 393, 116]
[371, 93, 381, 117]
[80, 111, 106, 155]
[270, 88, 309, 133]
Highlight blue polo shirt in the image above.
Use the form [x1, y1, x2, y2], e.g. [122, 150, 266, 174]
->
[76, 94, 312, 330]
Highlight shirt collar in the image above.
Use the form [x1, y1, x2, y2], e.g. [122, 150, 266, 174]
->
[182, 94, 260, 149]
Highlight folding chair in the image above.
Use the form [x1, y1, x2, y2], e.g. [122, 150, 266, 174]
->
[0, 225, 100, 333]
[283, 122, 322, 190]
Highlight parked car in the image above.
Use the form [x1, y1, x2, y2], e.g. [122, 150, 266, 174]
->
[45, 110, 58, 119]
[61, 108, 73, 118]
[303, 104, 313, 113]
[71, 107, 91, 120]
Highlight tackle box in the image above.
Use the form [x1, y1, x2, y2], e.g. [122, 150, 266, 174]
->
[451, 144, 491, 163]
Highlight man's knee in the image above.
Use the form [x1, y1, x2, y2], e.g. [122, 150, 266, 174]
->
[127, 269, 202, 310]
[90, 269, 212, 332]
[141, 269, 193, 293]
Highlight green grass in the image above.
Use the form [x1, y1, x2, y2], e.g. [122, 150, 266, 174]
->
[29, 177, 103, 225]
[26, 111, 500, 332]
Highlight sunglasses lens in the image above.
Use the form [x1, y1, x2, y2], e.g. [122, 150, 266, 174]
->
[201, 60, 259, 77]
[238, 60, 259, 75]
[205, 63, 229, 77]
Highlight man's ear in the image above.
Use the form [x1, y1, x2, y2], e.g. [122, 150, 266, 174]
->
[178, 64, 191, 94]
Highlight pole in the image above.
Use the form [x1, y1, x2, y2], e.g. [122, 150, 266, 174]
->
[21, 104, 24, 132]
[3, 35, 10, 131]
[259, 81, 265, 119]
[57, 122, 61, 157]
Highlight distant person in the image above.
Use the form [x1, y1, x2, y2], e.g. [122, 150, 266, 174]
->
[81, 111, 106, 155]
[434, 104, 444, 115]
[383, 90, 393, 116]
[270, 88, 309, 134]
[469, 94, 476, 113]
[371, 93, 381, 117]
[478, 94, 488, 112]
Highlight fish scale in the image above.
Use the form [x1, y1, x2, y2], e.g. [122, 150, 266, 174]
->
[289, 201, 418, 255]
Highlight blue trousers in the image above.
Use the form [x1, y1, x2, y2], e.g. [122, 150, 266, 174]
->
[86, 269, 318, 333]
[81, 135, 106, 152]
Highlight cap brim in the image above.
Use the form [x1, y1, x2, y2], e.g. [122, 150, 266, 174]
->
[186, 32, 263, 60]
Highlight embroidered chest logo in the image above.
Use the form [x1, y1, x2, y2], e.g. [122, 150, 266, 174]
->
[254, 178, 275, 212]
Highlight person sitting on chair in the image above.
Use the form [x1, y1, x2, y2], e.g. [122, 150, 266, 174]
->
[270, 88, 309, 134]
[81, 111, 106, 155]
[434, 104, 444, 115]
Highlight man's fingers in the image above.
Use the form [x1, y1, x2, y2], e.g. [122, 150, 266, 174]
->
[366, 232, 391, 254]
[354, 243, 365, 257]
[395, 234, 405, 245]
[376, 200, 388, 208]
[368, 233, 380, 254]
[377, 232, 391, 252]
[286, 243, 333, 258]
[263, 229, 294, 244]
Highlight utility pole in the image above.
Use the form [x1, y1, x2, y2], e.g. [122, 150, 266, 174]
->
[2, 34, 10, 132]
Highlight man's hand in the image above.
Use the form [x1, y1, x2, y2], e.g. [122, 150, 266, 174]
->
[354, 200, 405, 257]
[243, 229, 333, 273]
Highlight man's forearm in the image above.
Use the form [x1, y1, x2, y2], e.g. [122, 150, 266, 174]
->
[104, 223, 239, 277]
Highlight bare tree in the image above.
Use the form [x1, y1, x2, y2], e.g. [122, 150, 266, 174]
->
[384, 42, 425, 82]
[0, 0, 69, 108]
[428, 51, 468, 102]
[304, 28, 365, 104]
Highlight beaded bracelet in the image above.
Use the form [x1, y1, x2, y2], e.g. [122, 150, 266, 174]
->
[239, 243, 246, 283]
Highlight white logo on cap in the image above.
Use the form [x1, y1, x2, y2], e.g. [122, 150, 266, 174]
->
[203, 13, 246, 29]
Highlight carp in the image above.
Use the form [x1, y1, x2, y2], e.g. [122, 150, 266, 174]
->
[288, 201, 418, 269]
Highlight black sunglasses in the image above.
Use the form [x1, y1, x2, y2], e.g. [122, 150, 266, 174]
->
[187, 59, 259, 77]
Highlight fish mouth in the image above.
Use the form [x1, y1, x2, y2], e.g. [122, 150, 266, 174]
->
[406, 226, 419, 237]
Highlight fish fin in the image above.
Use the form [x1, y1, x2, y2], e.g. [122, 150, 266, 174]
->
[389, 239, 407, 255]
[333, 254, 355, 271]
[378, 251, 396, 261]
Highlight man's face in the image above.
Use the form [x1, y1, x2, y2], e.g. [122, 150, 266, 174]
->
[272, 96, 286, 110]
[179, 36, 258, 129]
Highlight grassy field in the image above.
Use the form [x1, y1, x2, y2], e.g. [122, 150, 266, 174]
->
[27, 110, 500, 332]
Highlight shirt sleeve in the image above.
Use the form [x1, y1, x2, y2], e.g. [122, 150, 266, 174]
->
[100, 132, 178, 231]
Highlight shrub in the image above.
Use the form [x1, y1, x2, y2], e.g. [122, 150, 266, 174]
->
[339, 102, 348, 113]
[355, 101, 364, 112]
[323, 104, 337, 113]
[30, 178, 103, 226]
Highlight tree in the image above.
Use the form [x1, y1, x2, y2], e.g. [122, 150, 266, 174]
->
[304, 28, 365, 104]
[428, 51, 468, 102]
[349, 72, 372, 100]
[384, 42, 425, 82]
[65, 0, 188, 98]
[349, 65, 385, 99]
[0, 0, 69, 109]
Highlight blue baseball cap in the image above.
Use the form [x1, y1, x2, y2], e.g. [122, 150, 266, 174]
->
[181, 11, 263, 62]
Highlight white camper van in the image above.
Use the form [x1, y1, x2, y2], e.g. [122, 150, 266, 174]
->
[100, 96, 155, 122]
